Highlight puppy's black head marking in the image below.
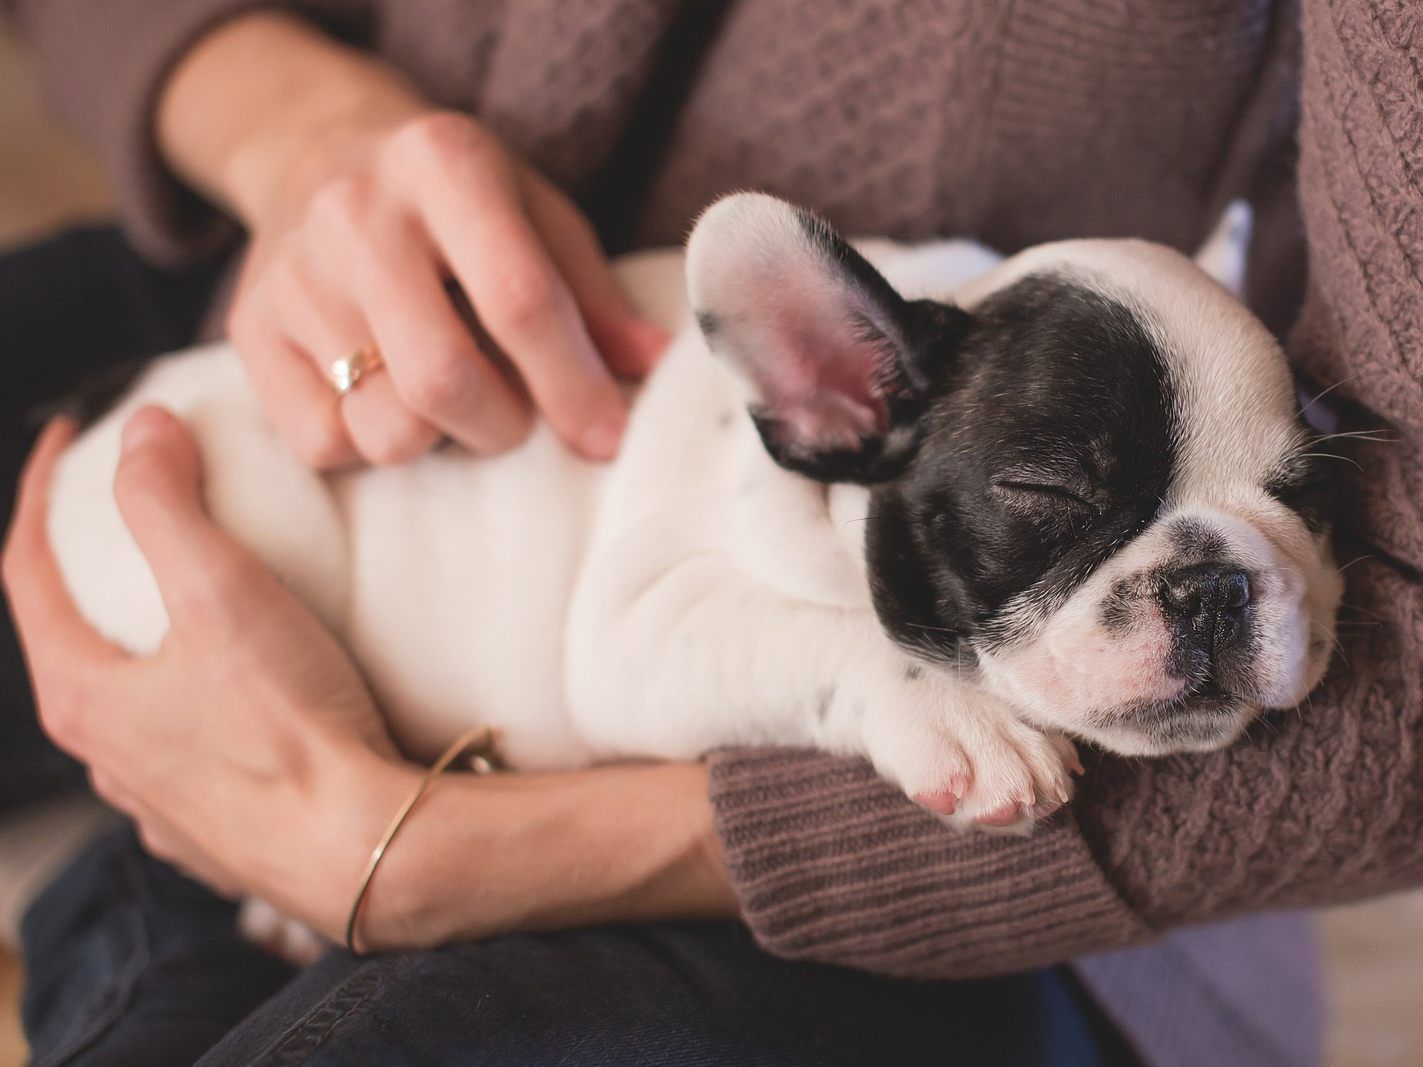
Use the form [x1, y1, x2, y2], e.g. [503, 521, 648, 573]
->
[866, 274, 1181, 660]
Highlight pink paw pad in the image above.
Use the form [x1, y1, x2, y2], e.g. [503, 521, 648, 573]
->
[976, 801, 1025, 828]
[913, 775, 968, 816]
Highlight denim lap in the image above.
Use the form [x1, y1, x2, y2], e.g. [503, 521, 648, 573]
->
[23, 829, 1128, 1066]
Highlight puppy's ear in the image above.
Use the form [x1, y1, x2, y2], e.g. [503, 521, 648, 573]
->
[1193, 199, 1253, 299]
[687, 193, 969, 484]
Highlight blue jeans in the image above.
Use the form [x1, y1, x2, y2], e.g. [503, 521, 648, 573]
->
[23, 828, 1135, 1066]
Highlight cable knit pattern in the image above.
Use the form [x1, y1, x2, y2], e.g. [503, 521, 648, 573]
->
[4, 0, 1420, 1061]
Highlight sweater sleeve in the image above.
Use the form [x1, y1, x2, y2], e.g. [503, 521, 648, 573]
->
[0, 0, 373, 265]
[708, 0, 1423, 980]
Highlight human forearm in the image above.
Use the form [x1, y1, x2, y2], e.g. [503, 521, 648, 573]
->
[357, 760, 736, 953]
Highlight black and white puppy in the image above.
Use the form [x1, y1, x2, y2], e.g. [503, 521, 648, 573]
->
[48, 193, 1342, 834]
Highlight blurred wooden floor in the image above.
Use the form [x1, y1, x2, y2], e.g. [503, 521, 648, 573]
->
[0, 952, 20, 1066]
[0, 24, 109, 245]
[2, 15, 1422, 1067]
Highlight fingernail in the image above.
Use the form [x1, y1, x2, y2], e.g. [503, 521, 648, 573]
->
[633, 318, 671, 351]
[582, 416, 625, 460]
[121, 409, 169, 454]
[636, 325, 671, 371]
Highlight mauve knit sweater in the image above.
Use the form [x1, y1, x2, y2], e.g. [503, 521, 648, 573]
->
[7, 2, 1422, 1064]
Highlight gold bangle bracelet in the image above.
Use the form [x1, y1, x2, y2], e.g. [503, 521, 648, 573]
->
[345, 725, 500, 956]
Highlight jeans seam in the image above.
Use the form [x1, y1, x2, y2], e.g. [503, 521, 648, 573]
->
[252, 955, 409, 1065]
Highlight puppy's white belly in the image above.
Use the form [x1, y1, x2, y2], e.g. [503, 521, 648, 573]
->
[337, 430, 599, 767]
[47, 345, 601, 770]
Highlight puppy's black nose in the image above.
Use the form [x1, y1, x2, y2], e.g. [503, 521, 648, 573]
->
[1159, 564, 1252, 653]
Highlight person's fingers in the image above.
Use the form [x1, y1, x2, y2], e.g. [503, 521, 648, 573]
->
[229, 249, 361, 471]
[231, 321, 360, 471]
[276, 267, 440, 465]
[351, 224, 533, 453]
[520, 169, 669, 379]
[87, 766, 140, 819]
[411, 134, 628, 459]
[123, 799, 242, 897]
[335, 368, 445, 463]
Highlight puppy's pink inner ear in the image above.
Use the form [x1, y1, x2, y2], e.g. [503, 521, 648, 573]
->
[727, 266, 895, 453]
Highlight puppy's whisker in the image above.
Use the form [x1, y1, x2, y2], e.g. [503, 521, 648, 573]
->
[1299, 373, 1361, 415]
[1310, 618, 1352, 663]
[906, 621, 959, 635]
[1307, 430, 1396, 445]
[1322, 629, 1353, 668]
[1297, 452, 1362, 471]
[1337, 554, 1374, 573]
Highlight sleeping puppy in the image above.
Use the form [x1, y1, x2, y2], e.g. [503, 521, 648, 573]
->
[47, 193, 1343, 837]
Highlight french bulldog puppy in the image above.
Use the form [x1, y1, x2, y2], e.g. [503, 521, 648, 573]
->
[47, 193, 1342, 838]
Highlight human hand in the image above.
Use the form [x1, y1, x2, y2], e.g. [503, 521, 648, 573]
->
[2, 410, 410, 930]
[3, 411, 734, 948]
[159, 13, 667, 469]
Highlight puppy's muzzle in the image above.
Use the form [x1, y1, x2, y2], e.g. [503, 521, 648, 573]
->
[1158, 563, 1253, 671]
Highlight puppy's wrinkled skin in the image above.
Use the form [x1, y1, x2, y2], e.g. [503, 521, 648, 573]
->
[48, 193, 1341, 837]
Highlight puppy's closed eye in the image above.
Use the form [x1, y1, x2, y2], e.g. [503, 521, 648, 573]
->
[991, 479, 1099, 521]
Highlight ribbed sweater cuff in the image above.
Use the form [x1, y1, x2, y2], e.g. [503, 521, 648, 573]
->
[708, 747, 1152, 980]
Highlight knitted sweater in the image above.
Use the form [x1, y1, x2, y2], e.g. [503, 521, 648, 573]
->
[7, 2, 1421, 1064]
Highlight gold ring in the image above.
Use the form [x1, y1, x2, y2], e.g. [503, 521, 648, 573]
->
[329, 346, 384, 395]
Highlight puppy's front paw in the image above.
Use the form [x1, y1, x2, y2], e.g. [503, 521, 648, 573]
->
[939, 724, 1080, 834]
[866, 692, 1079, 833]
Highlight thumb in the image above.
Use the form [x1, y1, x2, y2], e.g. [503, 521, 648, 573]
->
[113, 407, 249, 620]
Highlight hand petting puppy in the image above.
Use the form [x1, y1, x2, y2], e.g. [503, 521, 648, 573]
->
[158, 12, 667, 468]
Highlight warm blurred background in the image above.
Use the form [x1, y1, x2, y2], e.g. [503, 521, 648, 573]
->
[2, 17, 1421, 1067]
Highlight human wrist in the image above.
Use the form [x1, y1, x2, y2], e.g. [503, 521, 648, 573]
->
[356, 762, 736, 953]
[303, 740, 423, 942]
[156, 11, 428, 230]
